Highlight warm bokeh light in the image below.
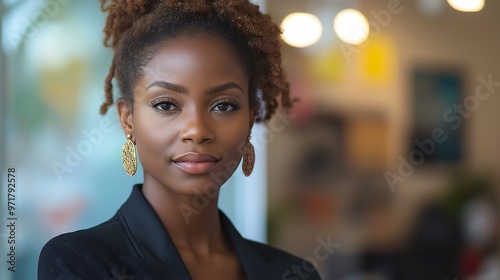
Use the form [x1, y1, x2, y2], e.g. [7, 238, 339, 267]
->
[447, 0, 484, 12]
[333, 9, 370, 45]
[281, 13, 323, 48]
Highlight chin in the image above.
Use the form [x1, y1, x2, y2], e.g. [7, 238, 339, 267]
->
[167, 171, 224, 197]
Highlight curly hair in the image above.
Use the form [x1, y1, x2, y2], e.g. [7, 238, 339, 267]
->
[98, 0, 292, 122]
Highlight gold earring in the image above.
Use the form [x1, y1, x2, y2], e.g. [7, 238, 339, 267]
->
[242, 136, 255, 177]
[122, 134, 137, 176]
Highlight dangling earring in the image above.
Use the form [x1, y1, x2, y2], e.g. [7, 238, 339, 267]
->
[122, 134, 137, 176]
[242, 136, 255, 177]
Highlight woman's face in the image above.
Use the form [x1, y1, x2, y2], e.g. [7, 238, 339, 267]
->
[118, 34, 254, 196]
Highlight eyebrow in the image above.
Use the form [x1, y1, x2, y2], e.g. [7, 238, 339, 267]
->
[207, 82, 243, 94]
[146, 81, 188, 93]
[146, 81, 243, 95]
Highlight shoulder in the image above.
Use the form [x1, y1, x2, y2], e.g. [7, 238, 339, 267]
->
[247, 240, 322, 280]
[38, 215, 124, 280]
[39, 232, 112, 279]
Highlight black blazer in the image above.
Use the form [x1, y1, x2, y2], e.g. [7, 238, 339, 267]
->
[38, 185, 321, 279]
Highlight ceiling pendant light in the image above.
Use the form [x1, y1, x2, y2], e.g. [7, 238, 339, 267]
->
[333, 9, 369, 45]
[447, 0, 484, 12]
[281, 13, 323, 48]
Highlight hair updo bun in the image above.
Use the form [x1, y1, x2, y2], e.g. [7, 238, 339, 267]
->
[101, 0, 160, 49]
[99, 0, 292, 122]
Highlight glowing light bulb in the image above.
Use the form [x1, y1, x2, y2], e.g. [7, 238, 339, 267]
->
[447, 0, 484, 12]
[281, 13, 322, 48]
[333, 9, 369, 45]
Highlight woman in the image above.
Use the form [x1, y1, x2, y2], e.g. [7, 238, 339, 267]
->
[38, 0, 321, 279]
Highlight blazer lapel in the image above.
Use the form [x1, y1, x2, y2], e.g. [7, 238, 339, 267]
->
[220, 211, 290, 280]
[119, 185, 291, 280]
[118, 185, 192, 279]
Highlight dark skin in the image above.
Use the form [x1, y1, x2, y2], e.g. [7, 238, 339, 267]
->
[117, 34, 255, 280]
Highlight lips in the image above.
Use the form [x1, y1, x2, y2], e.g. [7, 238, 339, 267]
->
[172, 152, 219, 175]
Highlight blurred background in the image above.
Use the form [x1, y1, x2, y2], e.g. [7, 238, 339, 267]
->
[1, 0, 499, 279]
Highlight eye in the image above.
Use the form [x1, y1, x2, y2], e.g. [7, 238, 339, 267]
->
[156, 102, 177, 111]
[214, 103, 233, 112]
[212, 100, 241, 113]
[150, 98, 180, 112]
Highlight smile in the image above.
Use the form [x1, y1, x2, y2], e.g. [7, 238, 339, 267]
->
[172, 153, 220, 175]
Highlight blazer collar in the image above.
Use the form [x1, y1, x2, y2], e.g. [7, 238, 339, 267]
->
[219, 211, 279, 279]
[118, 184, 281, 280]
[117, 184, 191, 278]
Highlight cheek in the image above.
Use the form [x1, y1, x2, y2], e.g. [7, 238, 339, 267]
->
[132, 110, 178, 162]
[218, 118, 250, 159]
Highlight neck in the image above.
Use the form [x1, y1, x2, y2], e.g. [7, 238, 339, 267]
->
[141, 176, 226, 255]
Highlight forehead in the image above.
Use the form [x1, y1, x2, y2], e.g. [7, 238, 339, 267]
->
[141, 34, 247, 84]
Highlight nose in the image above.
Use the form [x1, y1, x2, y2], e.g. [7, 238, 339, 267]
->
[179, 108, 215, 144]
